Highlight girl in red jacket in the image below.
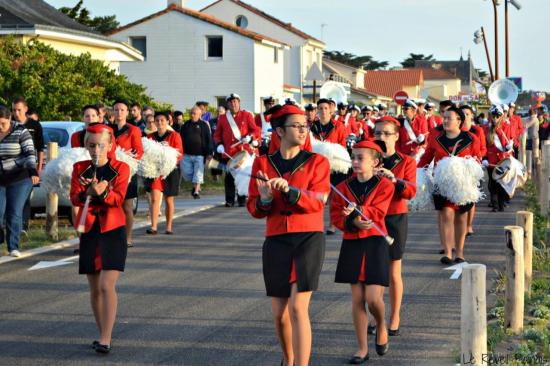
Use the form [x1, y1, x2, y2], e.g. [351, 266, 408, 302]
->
[330, 140, 395, 363]
[70, 124, 130, 354]
[247, 104, 330, 366]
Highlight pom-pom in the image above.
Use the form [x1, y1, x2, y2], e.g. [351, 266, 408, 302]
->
[42, 147, 90, 199]
[433, 156, 484, 205]
[310, 135, 351, 173]
[115, 147, 138, 177]
[408, 167, 434, 212]
[138, 138, 181, 179]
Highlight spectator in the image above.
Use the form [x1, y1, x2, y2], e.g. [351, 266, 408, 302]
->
[12, 97, 44, 238]
[96, 103, 109, 124]
[196, 101, 212, 123]
[26, 109, 40, 122]
[105, 107, 115, 124]
[209, 106, 225, 181]
[173, 110, 184, 133]
[143, 114, 157, 136]
[0, 105, 39, 257]
[130, 102, 146, 131]
[180, 106, 213, 198]
[142, 105, 154, 119]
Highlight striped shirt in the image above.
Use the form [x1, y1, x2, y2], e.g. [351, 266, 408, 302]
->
[0, 121, 37, 185]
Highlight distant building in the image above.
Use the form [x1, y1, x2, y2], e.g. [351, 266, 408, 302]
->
[201, 0, 325, 103]
[0, 0, 143, 73]
[109, 1, 287, 112]
[363, 69, 424, 101]
[414, 54, 479, 94]
[414, 68, 462, 101]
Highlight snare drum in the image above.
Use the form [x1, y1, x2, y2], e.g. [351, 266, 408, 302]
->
[227, 150, 254, 196]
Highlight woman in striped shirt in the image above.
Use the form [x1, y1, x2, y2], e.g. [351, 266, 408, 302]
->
[0, 105, 39, 257]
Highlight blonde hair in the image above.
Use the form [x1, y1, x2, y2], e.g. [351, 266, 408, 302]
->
[84, 129, 112, 146]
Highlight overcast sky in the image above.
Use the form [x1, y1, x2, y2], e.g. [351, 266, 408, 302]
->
[47, 0, 548, 92]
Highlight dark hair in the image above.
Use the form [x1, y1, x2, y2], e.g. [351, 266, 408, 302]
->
[446, 106, 465, 124]
[82, 104, 100, 115]
[113, 99, 129, 108]
[0, 105, 12, 119]
[459, 105, 474, 114]
[173, 110, 184, 118]
[316, 98, 331, 107]
[265, 105, 286, 129]
[154, 111, 171, 120]
[96, 103, 105, 110]
[130, 102, 141, 109]
[439, 100, 454, 109]
[12, 96, 27, 106]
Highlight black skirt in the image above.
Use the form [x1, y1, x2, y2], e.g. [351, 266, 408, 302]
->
[433, 193, 474, 213]
[79, 220, 127, 274]
[335, 236, 389, 287]
[263, 232, 325, 298]
[386, 214, 408, 261]
[163, 168, 180, 197]
[125, 174, 138, 200]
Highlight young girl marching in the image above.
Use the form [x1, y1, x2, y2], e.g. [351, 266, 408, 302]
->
[70, 124, 130, 354]
[330, 140, 395, 364]
[247, 104, 330, 366]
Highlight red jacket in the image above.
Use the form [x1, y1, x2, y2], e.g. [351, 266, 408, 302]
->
[330, 175, 394, 239]
[418, 129, 482, 167]
[254, 113, 271, 135]
[397, 115, 428, 155]
[463, 125, 487, 157]
[485, 127, 513, 165]
[247, 151, 330, 237]
[310, 120, 347, 147]
[268, 132, 312, 154]
[383, 152, 417, 215]
[112, 123, 143, 160]
[509, 115, 523, 146]
[70, 159, 129, 233]
[71, 131, 85, 148]
[334, 114, 359, 136]
[214, 110, 259, 158]
[359, 118, 376, 141]
[147, 130, 184, 164]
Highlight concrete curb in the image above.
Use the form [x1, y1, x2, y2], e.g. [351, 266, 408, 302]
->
[0, 202, 222, 265]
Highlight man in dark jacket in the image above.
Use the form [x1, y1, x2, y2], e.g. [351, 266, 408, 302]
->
[179, 106, 213, 198]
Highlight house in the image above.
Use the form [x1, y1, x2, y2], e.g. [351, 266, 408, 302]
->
[200, 0, 325, 103]
[108, 0, 287, 112]
[0, 0, 143, 73]
[414, 68, 462, 101]
[363, 69, 424, 101]
[414, 54, 480, 95]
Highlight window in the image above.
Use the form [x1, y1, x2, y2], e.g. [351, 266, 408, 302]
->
[206, 36, 223, 59]
[43, 128, 69, 148]
[273, 47, 278, 63]
[235, 15, 248, 28]
[130, 36, 147, 59]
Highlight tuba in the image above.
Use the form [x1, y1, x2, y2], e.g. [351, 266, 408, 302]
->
[488, 79, 519, 105]
[320, 81, 348, 105]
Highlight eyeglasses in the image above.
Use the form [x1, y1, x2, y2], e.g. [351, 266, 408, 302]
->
[373, 131, 396, 137]
[284, 124, 309, 131]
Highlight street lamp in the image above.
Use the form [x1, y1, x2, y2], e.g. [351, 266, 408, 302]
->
[473, 27, 495, 82]
[505, 0, 521, 77]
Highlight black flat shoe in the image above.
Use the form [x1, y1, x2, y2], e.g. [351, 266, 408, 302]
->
[466, 232, 474, 237]
[146, 229, 157, 235]
[73, 248, 80, 254]
[375, 327, 389, 356]
[95, 343, 111, 354]
[454, 257, 465, 263]
[92, 340, 99, 349]
[165, 231, 173, 235]
[224, 202, 234, 207]
[348, 353, 369, 364]
[440, 256, 453, 265]
[127, 242, 134, 248]
[367, 324, 376, 335]
[326, 229, 336, 236]
[388, 328, 400, 336]
[438, 249, 445, 254]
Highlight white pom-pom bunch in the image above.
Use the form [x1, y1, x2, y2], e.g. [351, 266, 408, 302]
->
[115, 147, 138, 178]
[138, 137, 181, 179]
[310, 136, 351, 174]
[408, 167, 434, 212]
[42, 147, 90, 199]
[433, 156, 484, 205]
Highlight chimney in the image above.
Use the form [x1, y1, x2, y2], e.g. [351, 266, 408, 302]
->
[167, 0, 185, 8]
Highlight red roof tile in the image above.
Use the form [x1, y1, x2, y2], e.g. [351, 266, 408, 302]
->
[201, 0, 324, 44]
[107, 4, 288, 47]
[363, 69, 424, 98]
[412, 68, 457, 80]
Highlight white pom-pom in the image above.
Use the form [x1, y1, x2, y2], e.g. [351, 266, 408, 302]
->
[138, 137, 181, 179]
[42, 147, 90, 200]
[310, 135, 351, 174]
[408, 167, 434, 212]
[115, 147, 138, 178]
[433, 156, 485, 205]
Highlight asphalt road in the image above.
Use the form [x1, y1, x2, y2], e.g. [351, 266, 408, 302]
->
[0, 196, 522, 366]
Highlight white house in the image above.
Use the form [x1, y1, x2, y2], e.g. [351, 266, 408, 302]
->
[201, 0, 326, 103]
[108, 1, 287, 112]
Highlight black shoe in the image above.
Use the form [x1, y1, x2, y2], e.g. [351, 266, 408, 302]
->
[326, 229, 336, 236]
[440, 256, 453, 265]
[127, 242, 134, 248]
[367, 324, 376, 335]
[438, 249, 445, 255]
[146, 229, 157, 235]
[224, 202, 234, 207]
[491, 207, 497, 212]
[375, 327, 389, 356]
[192, 191, 200, 199]
[466, 232, 474, 237]
[165, 231, 173, 235]
[92, 340, 99, 349]
[95, 343, 111, 354]
[348, 353, 369, 364]
[388, 328, 400, 336]
[454, 257, 465, 263]
[73, 248, 80, 254]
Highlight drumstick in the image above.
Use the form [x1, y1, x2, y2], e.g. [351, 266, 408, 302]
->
[330, 156, 416, 188]
[77, 145, 103, 233]
[330, 183, 394, 246]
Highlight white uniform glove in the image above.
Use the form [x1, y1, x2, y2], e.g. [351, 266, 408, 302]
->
[251, 140, 259, 147]
[506, 141, 514, 150]
[358, 127, 364, 136]
[216, 144, 225, 154]
[482, 159, 489, 168]
[241, 135, 252, 144]
[416, 134, 425, 144]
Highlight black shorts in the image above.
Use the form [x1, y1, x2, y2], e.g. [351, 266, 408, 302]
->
[386, 214, 408, 261]
[335, 236, 390, 287]
[263, 232, 325, 298]
[79, 220, 127, 274]
[162, 168, 180, 197]
[125, 174, 138, 200]
[433, 194, 474, 213]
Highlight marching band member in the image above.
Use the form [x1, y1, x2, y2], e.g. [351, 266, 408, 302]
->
[483, 105, 514, 212]
[425, 102, 439, 130]
[397, 99, 428, 158]
[377, 103, 388, 118]
[247, 103, 330, 366]
[416, 99, 427, 118]
[213, 93, 260, 207]
[359, 106, 375, 141]
[429, 100, 454, 131]
[372, 116, 416, 338]
[255, 96, 275, 155]
[328, 98, 337, 117]
[70, 124, 130, 354]
[144, 112, 183, 234]
[460, 105, 487, 236]
[330, 140, 394, 363]
[418, 106, 481, 264]
[372, 105, 380, 119]
[304, 103, 318, 127]
[347, 105, 361, 136]
[311, 98, 347, 235]
[71, 105, 105, 148]
[334, 102, 349, 125]
[508, 103, 523, 158]
[111, 100, 143, 247]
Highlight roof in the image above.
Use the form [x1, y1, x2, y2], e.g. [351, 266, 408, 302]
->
[201, 0, 324, 45]
[0, 0, 94, 33]
[412, 68, 457, 80]
[363, 69, 424, 98]
[108, 4, 288, 47]
[414, 59, 475, 85]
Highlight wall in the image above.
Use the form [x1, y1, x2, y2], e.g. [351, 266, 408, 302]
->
[253, 43, 284, 112]
[424, 78, 461, 100]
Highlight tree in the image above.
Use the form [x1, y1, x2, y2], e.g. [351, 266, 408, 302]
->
[324, 50, 388, 70]
[400, 53, 435, 68]
[0, 37, 168, 120]
[59, 0, 119, 34]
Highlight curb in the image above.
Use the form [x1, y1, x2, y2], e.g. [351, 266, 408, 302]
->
[0, 202, 221, 266]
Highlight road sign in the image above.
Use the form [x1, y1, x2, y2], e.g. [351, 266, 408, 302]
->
[393, 90, 409, 105]
[28, 255, 78, 271]
[507, 77, 522, 92]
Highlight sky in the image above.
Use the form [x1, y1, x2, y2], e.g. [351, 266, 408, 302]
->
[46, 0, 549, 92]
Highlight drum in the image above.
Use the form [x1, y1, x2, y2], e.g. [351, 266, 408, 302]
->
[492, 157, 527, 198]
[227, 150, 254, 196]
